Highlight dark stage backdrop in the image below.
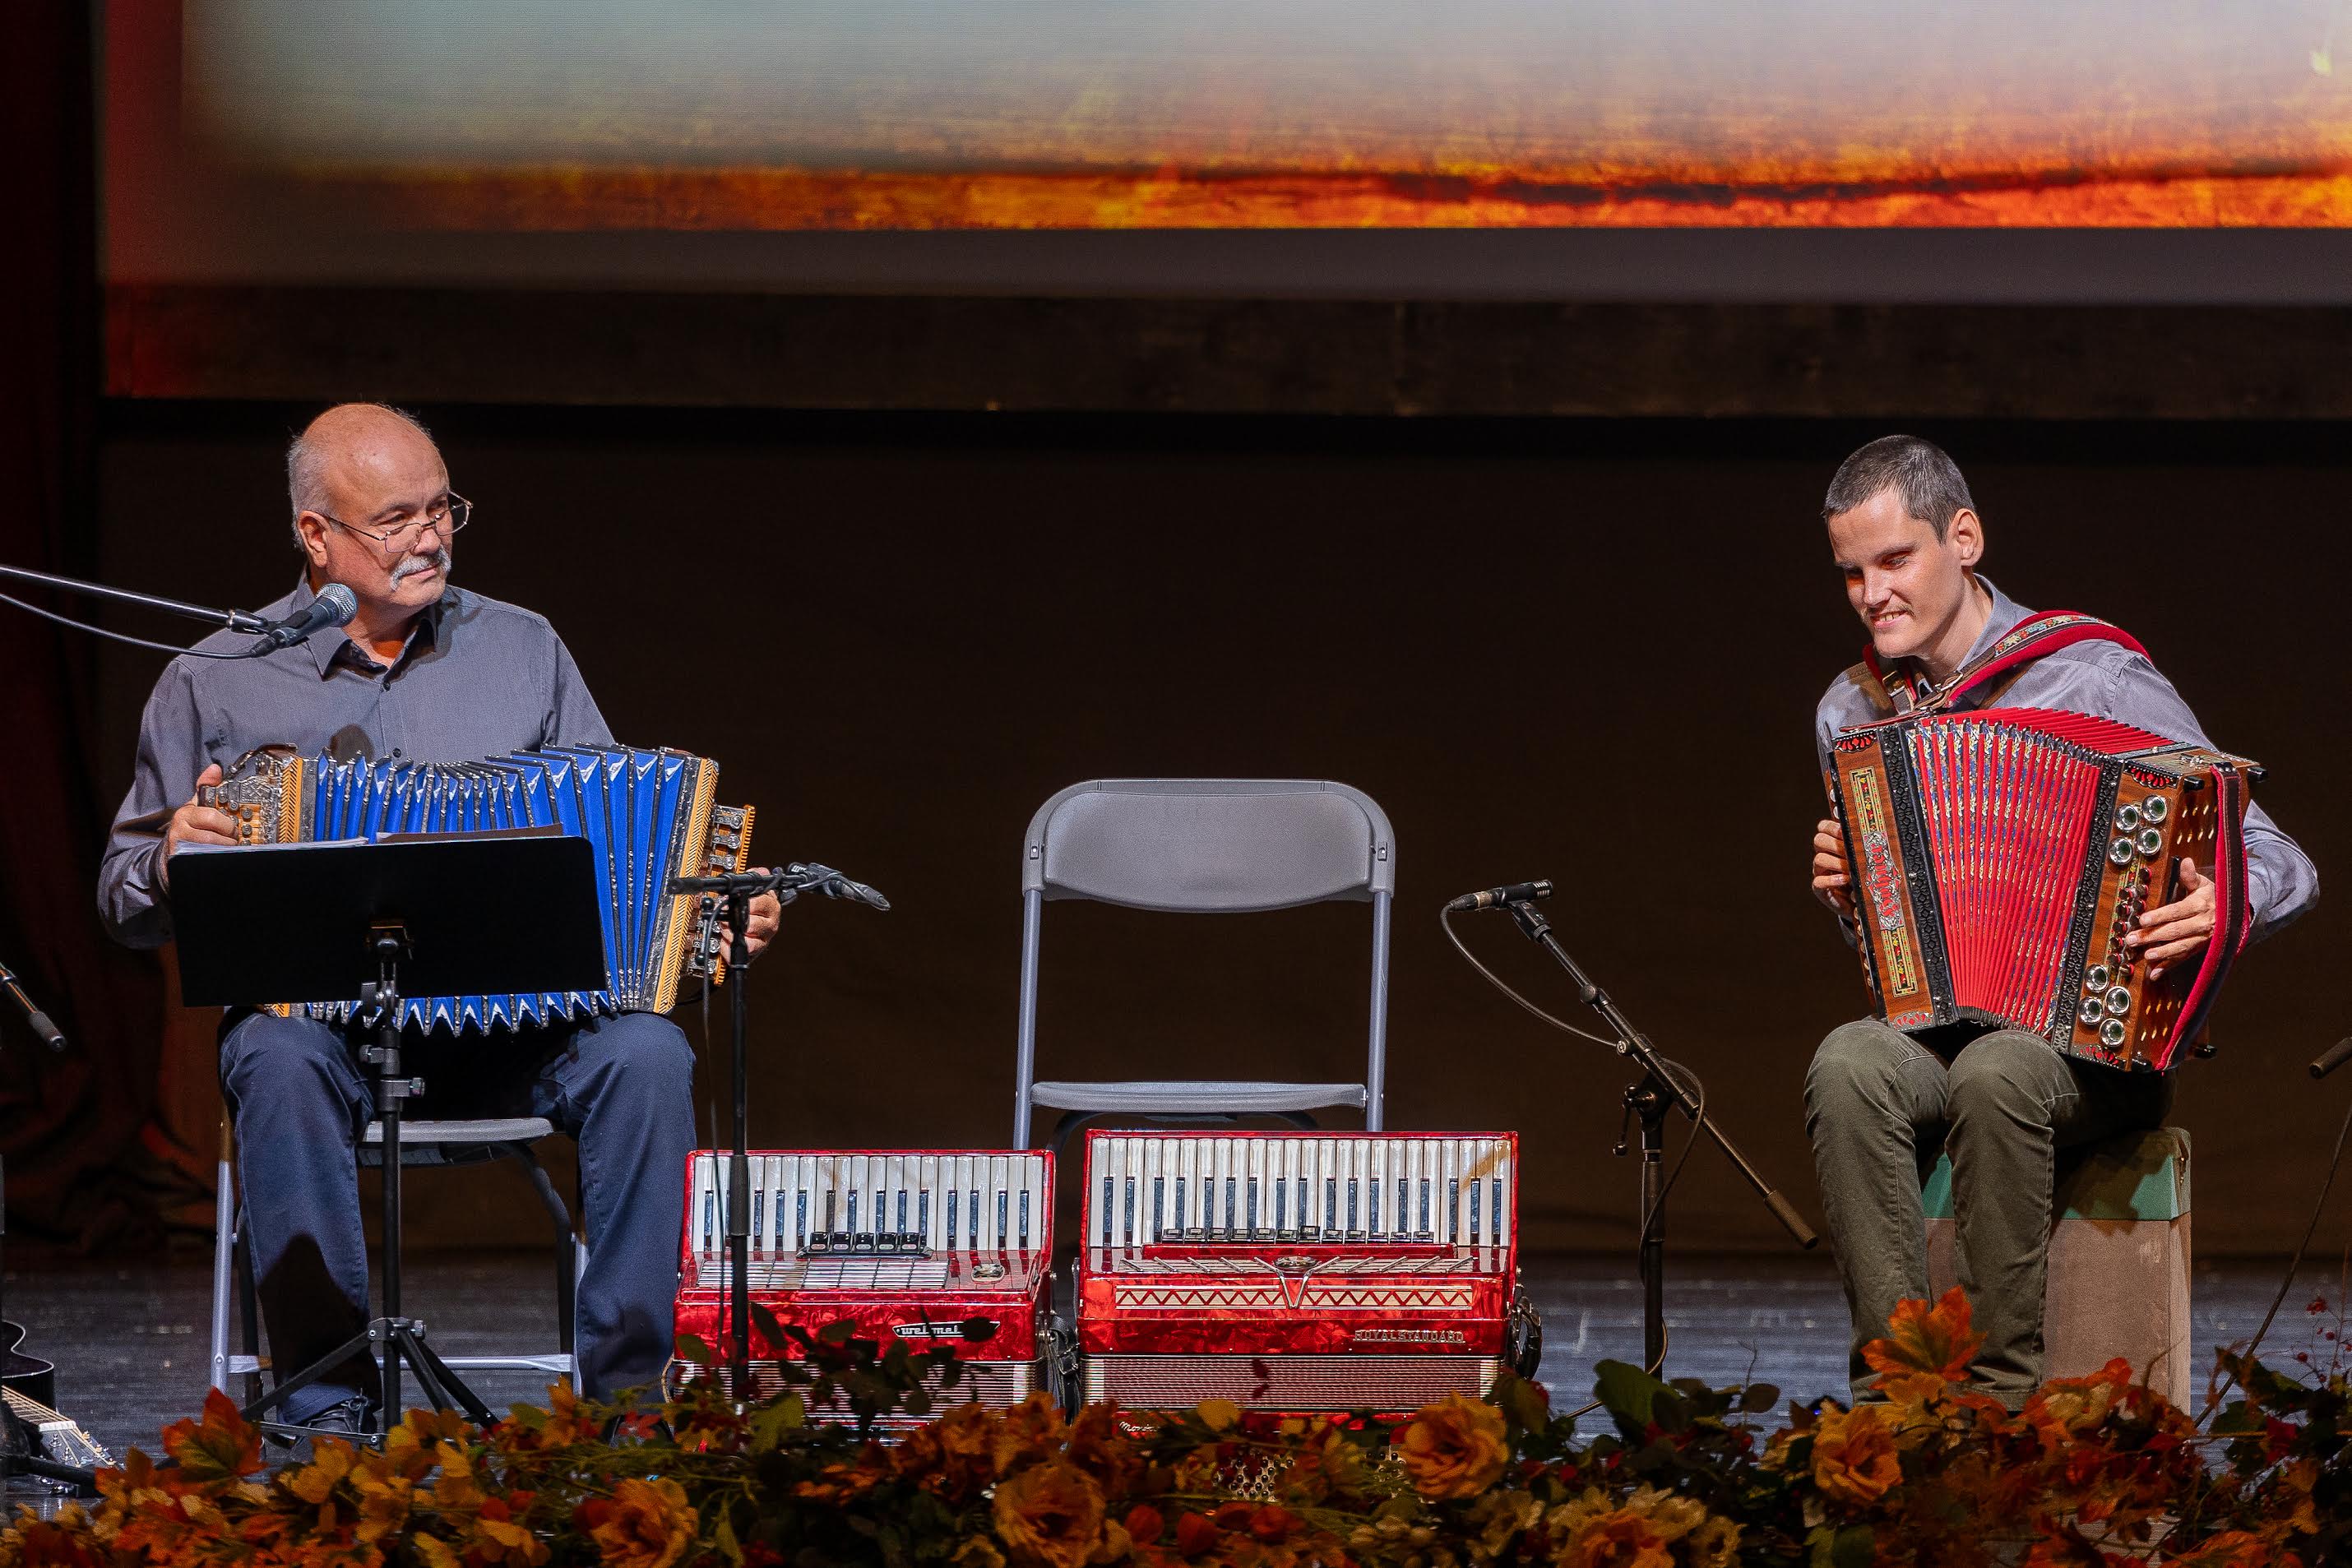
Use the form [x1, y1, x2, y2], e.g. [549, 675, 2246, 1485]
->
[84, 409, 2346, 1256]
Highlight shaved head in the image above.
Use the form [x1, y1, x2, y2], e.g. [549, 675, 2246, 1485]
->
[287, 404, 439, 546]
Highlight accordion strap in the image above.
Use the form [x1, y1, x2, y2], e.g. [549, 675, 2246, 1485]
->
[1863, 609, 2148, 715]
[2163, 762, 2255, 1066]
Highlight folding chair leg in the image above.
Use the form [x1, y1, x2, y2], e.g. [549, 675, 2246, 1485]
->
[234, 1206, 265, 1407]
[505, 1142, 581, 1387]
[209, 1146, 235, 1395]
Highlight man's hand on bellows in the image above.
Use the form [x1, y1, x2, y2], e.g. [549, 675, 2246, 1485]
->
[1810, 817, 1856, 919]
[158, 763, 239, 893]
[2129, 857, 2215, 980]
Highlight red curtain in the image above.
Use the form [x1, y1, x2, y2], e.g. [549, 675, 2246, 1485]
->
[0, 0, 171, 1248]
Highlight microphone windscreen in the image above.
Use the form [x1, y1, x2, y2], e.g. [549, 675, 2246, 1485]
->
[316, 582, 359, 626]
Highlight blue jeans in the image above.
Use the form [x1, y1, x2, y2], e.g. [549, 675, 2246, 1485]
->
[220, 1008, 696, 1420]
[1804, 1018, 2170, 1408]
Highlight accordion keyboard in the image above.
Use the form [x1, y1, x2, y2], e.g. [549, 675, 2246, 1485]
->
[1085, 1133, 1514, 1250]
[687, 1151, 1050, 1260]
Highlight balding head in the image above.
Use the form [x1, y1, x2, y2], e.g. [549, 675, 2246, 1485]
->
[286, 404, 441, 548]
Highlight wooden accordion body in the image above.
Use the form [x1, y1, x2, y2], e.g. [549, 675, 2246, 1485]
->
[198, 745, 752, 1030]
[1830, 707, 2257, 1071]
[666, 1149, 1056, 1424]
[1075, 1131, 1538, 1418]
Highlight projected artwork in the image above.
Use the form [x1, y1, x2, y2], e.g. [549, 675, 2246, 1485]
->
[175, 2, 2352, 229]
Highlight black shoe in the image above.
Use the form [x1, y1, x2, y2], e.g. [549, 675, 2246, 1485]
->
[263, 1396, 378, 1449]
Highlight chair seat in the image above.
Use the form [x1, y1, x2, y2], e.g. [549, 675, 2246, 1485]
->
[1029, 1080, 1367, 1114]
[358, 1117, 558, 1168]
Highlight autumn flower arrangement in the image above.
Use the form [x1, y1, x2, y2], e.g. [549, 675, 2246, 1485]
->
[6, 1290, 2350, 1567]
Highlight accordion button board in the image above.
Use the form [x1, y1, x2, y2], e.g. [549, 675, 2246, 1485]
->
[667, 1149, 1053, 1422]
[1075, 1131, 1533, 1418]
[1831, 706, 2257, 1071]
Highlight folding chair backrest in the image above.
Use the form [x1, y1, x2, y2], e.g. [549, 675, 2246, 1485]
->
[1014, 779, 1395, 1145]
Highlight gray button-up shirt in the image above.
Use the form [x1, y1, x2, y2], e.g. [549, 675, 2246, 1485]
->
[100, 578, 614, 948]
[1815, 576, 2317, 944]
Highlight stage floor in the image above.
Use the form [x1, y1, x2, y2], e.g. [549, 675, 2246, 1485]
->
[2, 1249, 2337, 1483]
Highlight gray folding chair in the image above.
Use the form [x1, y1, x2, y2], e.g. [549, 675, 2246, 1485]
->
[1013, 779, 1395, 1150]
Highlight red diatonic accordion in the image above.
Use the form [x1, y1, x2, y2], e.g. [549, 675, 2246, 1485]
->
[667, 1149, 1055, 1421]
[1831, 707, 2257, 1071]
[1075, 1131, 1538, 1417]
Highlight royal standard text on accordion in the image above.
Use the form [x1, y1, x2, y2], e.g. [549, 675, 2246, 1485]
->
[1076, 1131, 1537, 1417]
[667, 1149, 1056, 1420]
[198, 745, 752, 1031]
[1830, 707, 2257, 1071]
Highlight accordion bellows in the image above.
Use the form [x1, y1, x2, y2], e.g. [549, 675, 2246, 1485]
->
[200, 746, 752, 1031]
[1831, 707, 2256, 1071]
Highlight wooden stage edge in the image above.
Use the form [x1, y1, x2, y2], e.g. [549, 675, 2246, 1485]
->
[105, 284, 2352, 421]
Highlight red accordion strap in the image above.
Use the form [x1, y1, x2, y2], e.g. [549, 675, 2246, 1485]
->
[2161, 763, 2254, 1068]
[1862, 610, 2148, 715]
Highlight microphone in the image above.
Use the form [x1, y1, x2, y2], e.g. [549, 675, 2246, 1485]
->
[253, 583, 358, 650]
[1445, 879, 1554, 914]
[792, 863, 891, 912]
[2310, 1036, 2352, 1080]
[0, 964, 65, 1052]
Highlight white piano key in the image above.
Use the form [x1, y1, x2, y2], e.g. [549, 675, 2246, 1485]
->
[694, 1154, 717, 1256]
[1495, 1140, 1512, 1250]
[988, 1154, 1008, 1250]
[1245, 1138, 1264, 1232]
[1145, 1136, 1164, 1242]
[916, 1155, 938, 1249]
[1019, 1151, 1040, 1251]
[1447, 1139, 1465, 1247]
[752, 1155, 774, 1253]
[1095, 1137, 1114, 1247]
[794, 1155, 813, 1249]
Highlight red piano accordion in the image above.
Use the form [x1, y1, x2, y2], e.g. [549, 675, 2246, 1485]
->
[1075, 1131, 1539, 1418]
[1830, 706, 2258, 1071]
[667, 1149, 1056, 1423]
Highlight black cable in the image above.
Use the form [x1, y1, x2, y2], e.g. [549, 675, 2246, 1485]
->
[2199, 1080, 2352, 1427]
[1438, 905, 1618, 1049]
[1441, 904, 1707, 1388]
[0, 590, 269, 662]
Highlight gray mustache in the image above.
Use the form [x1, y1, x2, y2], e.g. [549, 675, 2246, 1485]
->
[391, 548, 451, 584]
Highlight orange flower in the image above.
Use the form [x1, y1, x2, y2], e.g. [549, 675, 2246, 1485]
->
[585, 1476, 697, 1568]
[1558, 1513, 1675, 1568]
[1065, 1404, 1145, 1496]
[2023, 1359, 2132, 1450]
[993, 1393, 1072, 1478]
[1809, 1404, 1904, 1508]
[991, 1459, 1108, 1568]
[1861, 1288, 1982, 1383]
[1124, 1506, 1165, 1545]
[1395, 1393, 1511, 1501]
[1546, 1487, 1720, 1568]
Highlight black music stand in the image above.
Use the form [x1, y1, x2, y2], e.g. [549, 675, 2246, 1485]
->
[174, 835, 608, 1439]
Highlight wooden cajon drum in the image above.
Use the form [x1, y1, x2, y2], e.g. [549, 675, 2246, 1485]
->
[1924, 1126, 2192, 1408]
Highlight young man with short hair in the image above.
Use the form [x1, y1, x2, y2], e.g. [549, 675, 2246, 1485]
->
[1803, 434, 2317, 1408]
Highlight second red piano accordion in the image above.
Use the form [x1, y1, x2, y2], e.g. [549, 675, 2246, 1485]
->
[667, 1149, 1055, 1423]
[1831, 706, 2257, 1071]
[1075, 1131, 1539, 1417]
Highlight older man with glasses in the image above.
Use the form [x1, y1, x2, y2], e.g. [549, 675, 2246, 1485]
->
[98, 402, 779, 1438]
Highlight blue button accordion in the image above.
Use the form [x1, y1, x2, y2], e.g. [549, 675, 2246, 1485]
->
[200, 745, 754, 1031]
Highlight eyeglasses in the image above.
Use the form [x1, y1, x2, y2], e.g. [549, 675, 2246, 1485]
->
[316, 493, 472, 551]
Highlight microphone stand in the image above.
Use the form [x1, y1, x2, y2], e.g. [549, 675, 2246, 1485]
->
[0, 956, 96, 1497]
[665, 863, 889, 1408]
[0, 563, 276, 635]
[1502, 899, 1817, 1374]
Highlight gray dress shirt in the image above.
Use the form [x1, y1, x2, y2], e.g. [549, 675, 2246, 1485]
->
[100, 578, 615, 948]
[1815, 576, 2318, 943]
